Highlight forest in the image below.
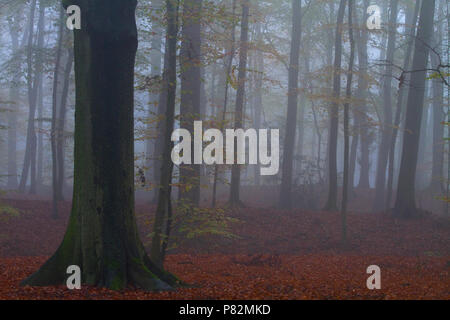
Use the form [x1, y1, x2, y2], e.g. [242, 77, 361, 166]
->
[0, 0, 449, 300]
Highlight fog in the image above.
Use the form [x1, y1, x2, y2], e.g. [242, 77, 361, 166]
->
[0, 0, 448, 300]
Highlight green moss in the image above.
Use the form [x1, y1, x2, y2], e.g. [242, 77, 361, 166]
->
[110, 275, 124, 291]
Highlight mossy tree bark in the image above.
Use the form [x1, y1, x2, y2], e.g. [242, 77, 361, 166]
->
[22, 0, 180, 291]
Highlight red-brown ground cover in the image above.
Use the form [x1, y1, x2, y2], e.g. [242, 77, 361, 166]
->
[0, 198, 449, 299]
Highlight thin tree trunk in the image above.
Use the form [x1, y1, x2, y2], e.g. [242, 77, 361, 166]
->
[51, 6, 65, 219]
[356, 0, 371, 190]
[7, 14, 21, 190]
[152, 40, 169, 204]
[146, 0, 164, 194]
[279, 0, 302, 209]
[19, 0, 38, 193]
[253, 20, 263, 186]
[324, 0, 346, 211]
[373, 0, 398, 212]
[229, 0, 250, 206]
[342, 0, 355, 244]
[212, 0, 237, 207]
[151, 0, 180, 269]
[323, 0, 335, 187]
[429, 18, 444, 193]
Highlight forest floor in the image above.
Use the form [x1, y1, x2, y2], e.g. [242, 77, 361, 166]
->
[0, 196, 449, 300]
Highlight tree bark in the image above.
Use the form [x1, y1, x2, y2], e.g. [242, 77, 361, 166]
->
[36, 75, 44, 188]
[51, 6, 65, 219]
[22, 0, 180, 291]
[279, 0, 302, 209]
[386, 0, 420, 209]
[151, 0, 180, 269]
[56, 46, 74, 202]
[373, 0, 398, 212]
[324, 0, 346, 211]
[253, 20, 263, 186]
[212, 0, 237, 208]
[229, 0, 250, 206]
[394, 0, 436, 218]
[19, 0, 39, 193]
[179, 0, 203, 206]
[355, 0, 371, 190]
[152, 40, 170, 204]
[6, 13, 22, 190]
[341, 0, 355, 244]
[146, 0, 164, 196]
[429, 20, 444, 193]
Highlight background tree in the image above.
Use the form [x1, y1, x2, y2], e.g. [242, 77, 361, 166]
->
[373, 0, 398, 212]
[394, 0, 436, 218]
[151, 0, 181, 269]
[324, 0, 346, 211]
[179, 0, 203, 206]
[229, 0, 250, 207]
[279, 0, 302, 209]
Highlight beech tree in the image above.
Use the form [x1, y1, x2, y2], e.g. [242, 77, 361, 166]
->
[279, 0, 302, 209]
[179, 0, 203, 206]
[324, 0, 346, 211]
[22, 0, 180, 290]
[229, 0, 249, 207]
[373, 0, 398, 212]
[341, 0, 355, 243]
[18, 0, 42, 194]
[385, 0, 421, 209]
[394, 0, 436, 218]
[151, 0, 180, 270]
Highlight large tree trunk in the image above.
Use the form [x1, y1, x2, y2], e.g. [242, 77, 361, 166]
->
[373, 0, 398, 212]
[279, 0, 302, 209]
[386, 0, 420, 209]
[22, 0, 180, 291]
[324, 0, 346, 211]
[179, 0, 202, 206]
[394, 0, 436, 218]
[229, 0, 250, 206]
